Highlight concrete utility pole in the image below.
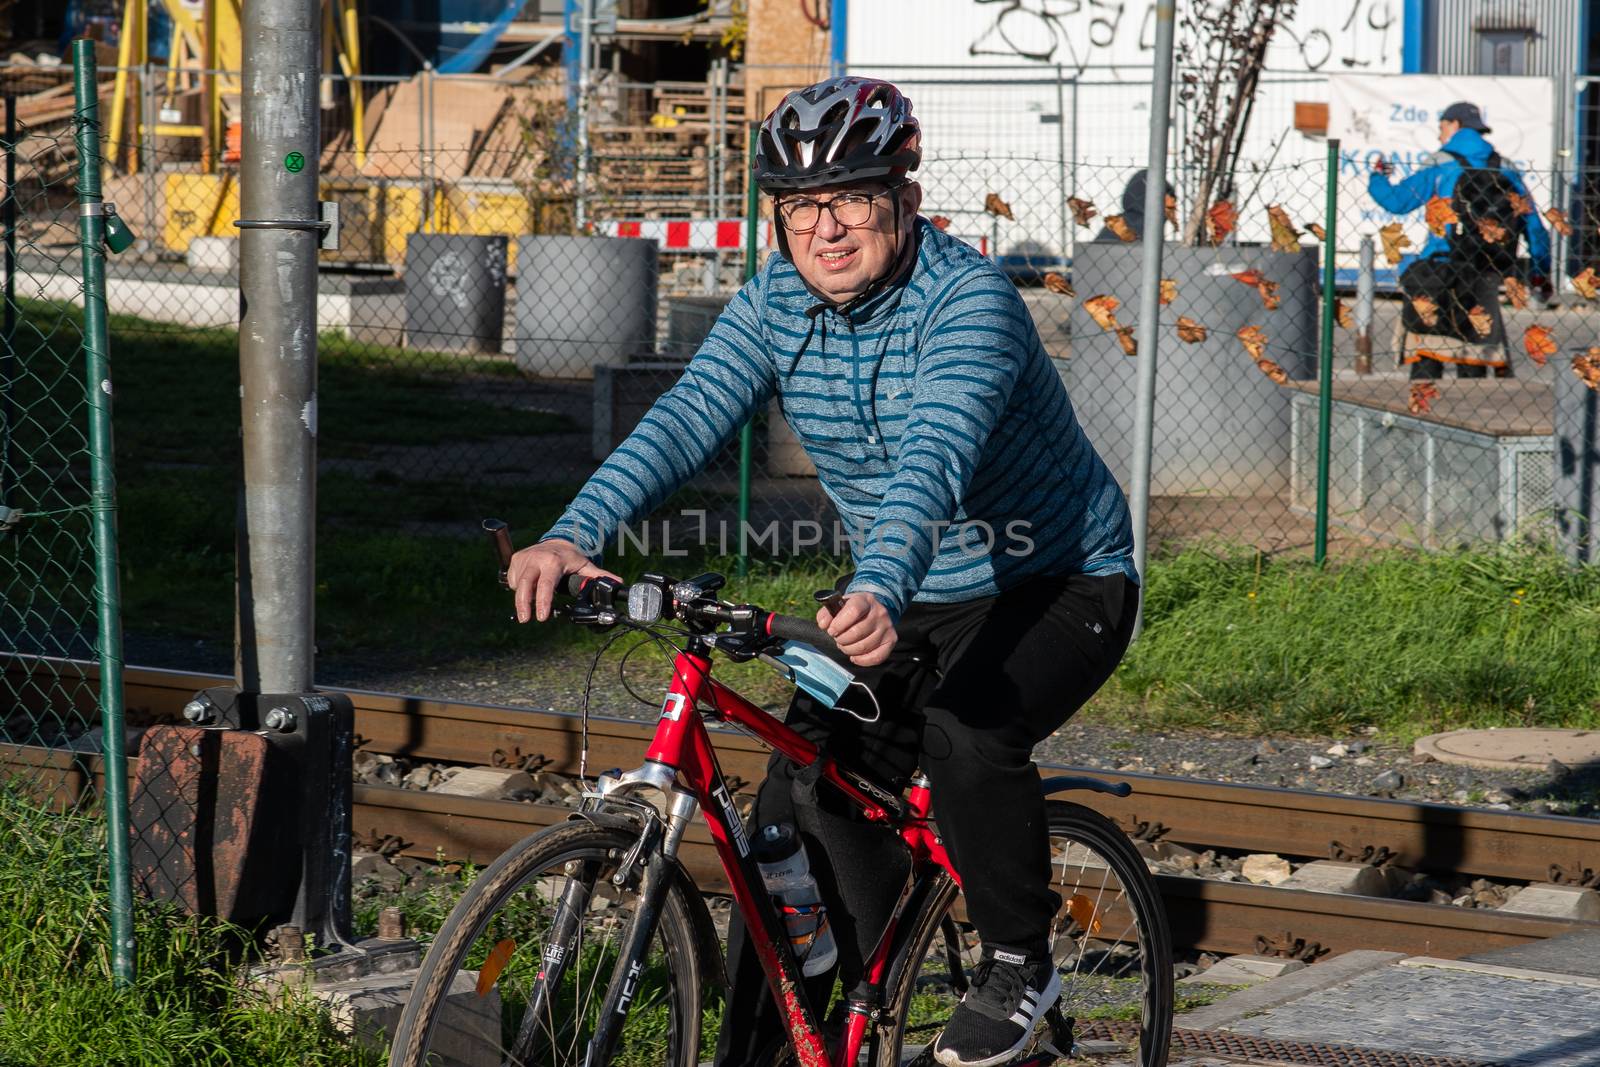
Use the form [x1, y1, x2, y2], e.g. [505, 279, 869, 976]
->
[236, 0, 321, 694]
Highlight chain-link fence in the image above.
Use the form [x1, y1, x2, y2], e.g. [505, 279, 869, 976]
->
[0, 46, 135, 982]
[25, 54, 1594, 670]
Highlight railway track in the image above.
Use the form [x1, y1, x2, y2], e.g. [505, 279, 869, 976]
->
[10, 659, 1600, 960]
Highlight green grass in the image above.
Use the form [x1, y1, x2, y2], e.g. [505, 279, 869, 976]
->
[0, 786, 381, 1067]
[1105, 543, 1600, 739]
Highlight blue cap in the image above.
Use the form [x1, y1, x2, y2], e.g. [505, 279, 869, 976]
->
[1440, 101, 1491, 134]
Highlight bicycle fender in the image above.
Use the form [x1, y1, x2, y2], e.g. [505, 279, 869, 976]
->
[1039, 775, 1132, 798]
[568, 807, 729, 990]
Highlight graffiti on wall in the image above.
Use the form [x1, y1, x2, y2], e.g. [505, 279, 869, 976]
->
[967, 0, 1399, 74]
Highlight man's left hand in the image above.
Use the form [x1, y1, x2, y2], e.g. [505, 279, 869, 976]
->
[819, 592, 898, 667]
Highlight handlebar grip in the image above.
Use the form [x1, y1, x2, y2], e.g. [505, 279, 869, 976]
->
[766, 613, 840, 655]
[563, 573, 590, 598]
[483, 518, 514, 585]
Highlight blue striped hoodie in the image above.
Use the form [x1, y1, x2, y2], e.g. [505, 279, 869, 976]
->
[541, 218, 1136, 621]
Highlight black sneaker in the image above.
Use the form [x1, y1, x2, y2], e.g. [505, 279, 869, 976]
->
[932, 946, 1061, 1067]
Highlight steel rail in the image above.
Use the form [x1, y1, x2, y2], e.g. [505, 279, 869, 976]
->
[8, 740, 1588, 961]
[69, 660, 1600, 888]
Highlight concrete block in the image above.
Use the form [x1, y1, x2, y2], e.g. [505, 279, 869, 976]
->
[1283, 860, 1390, 897]
[187, 236, 239, 273]
[1241, 854, 1292, 885]
[313, 968, 500, 1064]
[1496, 883, 1600, 922]
[432, 766, 535, 800]
[1180, 953, 1306, 987]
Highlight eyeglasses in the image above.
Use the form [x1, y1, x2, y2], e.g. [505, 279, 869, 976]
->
[776, 189, 894, 233]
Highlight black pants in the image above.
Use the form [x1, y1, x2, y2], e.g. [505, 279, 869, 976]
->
[1399, 258, 1510, 380]
[713, 572, 1140, 1066]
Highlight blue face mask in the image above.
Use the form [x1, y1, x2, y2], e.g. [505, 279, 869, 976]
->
[769, 640, 857, 710]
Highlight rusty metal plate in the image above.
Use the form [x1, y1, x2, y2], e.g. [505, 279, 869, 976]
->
[129, 725, 294, 924]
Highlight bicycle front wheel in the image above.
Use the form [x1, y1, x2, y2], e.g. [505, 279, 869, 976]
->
[387, 819, 705, 1067]
[879, 800, 1174, 1066]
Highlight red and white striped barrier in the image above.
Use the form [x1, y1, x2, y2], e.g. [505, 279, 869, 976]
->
[604, 219, 773, 251]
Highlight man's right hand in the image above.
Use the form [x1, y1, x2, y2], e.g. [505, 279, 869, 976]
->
[506, 538, 619, 624]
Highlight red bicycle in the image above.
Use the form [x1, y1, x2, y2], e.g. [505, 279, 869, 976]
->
[386, 521, 1173, 1067]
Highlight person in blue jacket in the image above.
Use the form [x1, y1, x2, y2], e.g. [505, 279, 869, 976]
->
[1368, 101, 1552, 379]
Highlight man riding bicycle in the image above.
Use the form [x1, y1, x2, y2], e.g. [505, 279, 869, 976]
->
[506, 77, 1138, 1067]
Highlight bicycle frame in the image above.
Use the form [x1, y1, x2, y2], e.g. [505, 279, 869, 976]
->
[607, 640, 959, 1067]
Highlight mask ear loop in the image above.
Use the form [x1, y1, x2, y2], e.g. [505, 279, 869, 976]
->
[837, 680, 882, 724]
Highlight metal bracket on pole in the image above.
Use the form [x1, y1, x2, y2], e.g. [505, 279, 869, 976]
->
[233, 203, 339, 250]
[80, 200, 135, 253]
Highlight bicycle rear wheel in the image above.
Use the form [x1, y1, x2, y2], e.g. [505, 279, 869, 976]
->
[879, 800, 1173, 1066]
[387, 819, 704, 1067]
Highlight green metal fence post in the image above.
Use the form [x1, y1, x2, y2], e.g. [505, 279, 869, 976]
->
[71, 38, 135, 986]
[0, 94, 15, 511]
[736, 120, 758, 578]
[1314, 137, 1339, 567]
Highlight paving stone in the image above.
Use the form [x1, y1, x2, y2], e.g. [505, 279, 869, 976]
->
[313, 968, 500, 1063]
[1180, 954, 1305, 987]
[1281, 860, 1389, 896]
[1463, 929, 1600, 978]
[431, 767, 535, 800]
[1175, 950, 1404, 1031]
[1221, 959, 1600, 1065]
[1496, 883, 1600, 922]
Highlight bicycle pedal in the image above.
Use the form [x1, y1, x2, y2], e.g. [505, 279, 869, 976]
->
[902, 1045, 939, 1067]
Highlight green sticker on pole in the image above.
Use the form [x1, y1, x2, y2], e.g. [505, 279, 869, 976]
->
[284, 152, 305, 173]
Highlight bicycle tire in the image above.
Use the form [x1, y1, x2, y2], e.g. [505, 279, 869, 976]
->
[876, 800, 1174, 1067]
[387, 819, 704, 1067]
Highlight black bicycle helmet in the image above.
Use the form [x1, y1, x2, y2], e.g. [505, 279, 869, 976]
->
[755, 77, 921, 193]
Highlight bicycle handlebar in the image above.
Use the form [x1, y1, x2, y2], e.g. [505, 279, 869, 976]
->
[484, 518, 844, 657]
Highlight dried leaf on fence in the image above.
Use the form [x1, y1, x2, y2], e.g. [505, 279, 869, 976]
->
[1424, 196, 1459, 236]
[1508, 191, 1535, 216]
[1335, 300, 1354, 329]
[1164, 193, 1179, 229]
[1266, 205, 1300, 252]
[1231, 268, 1266, 287]
[1254, 358, 1290, 385]
[1410, 295, 1440, 327]
[1068, 196, 1098, 227]
[1159, 278, 1178, 305]
[1207, 200, 1238, 244]
[1084, 294, 1121, 330]
[1256, 280, 1281, 310]
[1043, 272, 1076, 297]
[1572, 267, 1598, 300]
[984, 192, 1015, 220]
[1307, 222, 1326, 241]
[1467, 305, 1494, 337]
[1236, 325, 1268, 359]
[1379, 223, 1411, 265]
[1176, 316, 1208, 343]
[1504, 277, 1529, 309]
[1574, 350, 1600, 390]
[1105, 214, 1138, 242]
[1544, 208, 1574, 236]
[1115, 326, 1138, 356]
[1475, 217, 1511, 244]
[1408, 382, 1441, 415]
[930, 215, 952, 231]
[1524, 325, 1558, 366]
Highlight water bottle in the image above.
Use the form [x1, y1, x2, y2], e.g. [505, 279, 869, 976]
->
[754, 823, 838, 977]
